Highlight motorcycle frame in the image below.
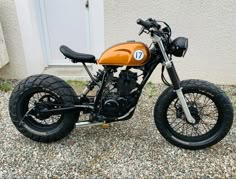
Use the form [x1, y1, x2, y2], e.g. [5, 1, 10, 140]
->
[39, 32, 196, 124]
[39, 49, 161, 122]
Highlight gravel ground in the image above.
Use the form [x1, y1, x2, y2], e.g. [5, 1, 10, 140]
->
[0, 81, 235, 178]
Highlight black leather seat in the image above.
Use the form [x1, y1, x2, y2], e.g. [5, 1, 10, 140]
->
[60, 45, 96, 63]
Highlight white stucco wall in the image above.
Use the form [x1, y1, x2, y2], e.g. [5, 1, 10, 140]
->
[104, 0, 236, 84]
[0, 0, 27, 79]
[0, 0, 235, 84]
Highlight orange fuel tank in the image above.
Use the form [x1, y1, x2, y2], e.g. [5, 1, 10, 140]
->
[97, 42, 150, 66]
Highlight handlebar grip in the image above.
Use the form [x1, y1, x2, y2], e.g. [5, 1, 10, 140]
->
[137, 18, 152, 29]
[152, 21, 161, 30]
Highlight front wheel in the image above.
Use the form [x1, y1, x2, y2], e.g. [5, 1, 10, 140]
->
[154, 79, 234, 150]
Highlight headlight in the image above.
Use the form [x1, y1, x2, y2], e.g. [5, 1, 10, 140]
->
[170, 37, 188, 57]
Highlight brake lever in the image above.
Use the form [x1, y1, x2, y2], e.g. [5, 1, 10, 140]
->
[144, 29, 149, 34]
[138, 27, 145, 36]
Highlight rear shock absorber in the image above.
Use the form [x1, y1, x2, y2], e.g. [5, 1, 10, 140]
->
[82, 69, 105, 95]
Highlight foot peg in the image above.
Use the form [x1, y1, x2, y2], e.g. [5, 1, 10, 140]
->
[101, 123, 110, 129]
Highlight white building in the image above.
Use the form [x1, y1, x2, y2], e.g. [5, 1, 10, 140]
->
[0, 0, 235, 84]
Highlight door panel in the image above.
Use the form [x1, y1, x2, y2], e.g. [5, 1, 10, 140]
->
[40, 0, 90, 65]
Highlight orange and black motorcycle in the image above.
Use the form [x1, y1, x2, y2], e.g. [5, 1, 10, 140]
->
[9, 18, 234, 149]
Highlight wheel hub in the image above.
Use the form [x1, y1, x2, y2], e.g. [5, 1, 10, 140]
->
[31, 95, 60, 120]
[176, 104, 201, 125]
[32, 103, 51, 120]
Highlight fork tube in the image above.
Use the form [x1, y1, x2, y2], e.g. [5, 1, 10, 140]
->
[153, 34, 181, 90]
[167, 64, 196, 124]
[153, 34, 196, 124]
[166, 63, 180, 90]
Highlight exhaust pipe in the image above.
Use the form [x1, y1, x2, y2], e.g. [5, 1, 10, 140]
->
[75, 121, 104, 128]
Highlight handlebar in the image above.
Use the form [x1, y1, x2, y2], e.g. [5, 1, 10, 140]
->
[137, 18, 162, 35]
[137, 18, 152, 29]
[137, 18, 161, 29]
[137, 18, 173, 51]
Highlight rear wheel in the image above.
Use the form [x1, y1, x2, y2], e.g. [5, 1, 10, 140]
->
[154, 79, 234, 150]
[9, 74, 79, 143]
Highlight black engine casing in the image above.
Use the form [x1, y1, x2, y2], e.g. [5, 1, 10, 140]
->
[102, 96, 128, 117]
[117, 70, 137, 96]
[100, 70, 138, 118]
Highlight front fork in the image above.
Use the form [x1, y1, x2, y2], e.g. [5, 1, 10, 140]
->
[166, 63, 196, 124]
[153, 34, 196, 124]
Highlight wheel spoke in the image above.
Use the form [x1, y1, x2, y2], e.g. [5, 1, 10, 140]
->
[184, 95, 191, 103]
[168, 107, 176, 114]
[200, 120, 211, 133]
[174, 123, 184, 133]
[23, 91, 63, 126]
[167, 91, 218, 138]
[193, 126, 201, 135]
[171, 121, 182, 131]
[191, 127, 195, 136]
[168, 118, 179, 125]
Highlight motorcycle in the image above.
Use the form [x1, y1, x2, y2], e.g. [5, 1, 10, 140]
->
[9, 18, 234, 150]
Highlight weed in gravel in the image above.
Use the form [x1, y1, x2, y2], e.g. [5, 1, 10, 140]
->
[0, 81, 12, 92]
[146, 81, 158, 97]
[66, 80, 88, 94]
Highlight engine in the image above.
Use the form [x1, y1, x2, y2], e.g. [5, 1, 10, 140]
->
[100, 70, 138, 118]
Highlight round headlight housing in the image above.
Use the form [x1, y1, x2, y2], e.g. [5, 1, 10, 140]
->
[170, 37, 188, 57]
